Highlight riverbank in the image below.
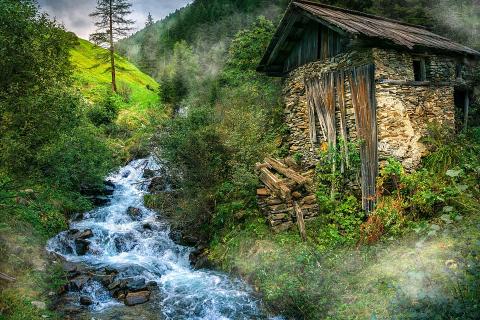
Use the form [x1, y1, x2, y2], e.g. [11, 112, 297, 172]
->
[207, 209, 480, 319]
[44, 158, 275, 319]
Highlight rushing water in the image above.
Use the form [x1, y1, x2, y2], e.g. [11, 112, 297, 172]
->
[47, 157, 277, 320]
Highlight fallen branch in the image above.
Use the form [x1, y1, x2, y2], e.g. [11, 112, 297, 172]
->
[0, 272, 16, 282]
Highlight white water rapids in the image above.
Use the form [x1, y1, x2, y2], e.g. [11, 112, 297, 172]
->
[47, 157, 279, 319]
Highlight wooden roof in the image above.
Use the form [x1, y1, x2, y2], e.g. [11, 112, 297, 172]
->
[258, 0, 480, 74]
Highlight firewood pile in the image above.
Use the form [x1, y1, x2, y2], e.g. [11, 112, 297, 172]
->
[255, 157, 318, 238]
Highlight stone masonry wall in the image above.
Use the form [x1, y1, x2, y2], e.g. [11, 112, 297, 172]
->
[373, 48, 456, 169]
[283, 48, 457, 171]
[283, 49, 373, 167]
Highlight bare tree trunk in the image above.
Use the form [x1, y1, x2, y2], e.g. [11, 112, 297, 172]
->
[109, 0, 117, 92]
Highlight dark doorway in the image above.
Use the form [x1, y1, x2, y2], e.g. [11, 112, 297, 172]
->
[454, 89, 469, 131]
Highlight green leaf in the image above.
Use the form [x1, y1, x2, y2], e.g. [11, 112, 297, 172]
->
[446, 169, 462, 178]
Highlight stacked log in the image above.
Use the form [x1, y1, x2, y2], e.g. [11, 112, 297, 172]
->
[256, 157, 319, 236]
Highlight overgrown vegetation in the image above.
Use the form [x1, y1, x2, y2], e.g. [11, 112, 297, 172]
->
[0, 1, 162, 318]
[208, 128, 480, 319]
[137, 0, 480, 318]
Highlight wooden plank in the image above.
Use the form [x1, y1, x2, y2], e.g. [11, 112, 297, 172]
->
[294, 202, 307, 241]
[376, 79, 452, 86]
[0, 272, 16, 282]
[265, 158, 310, 186]
[258, 167, 292, 202]
[255, 162, 271, 170]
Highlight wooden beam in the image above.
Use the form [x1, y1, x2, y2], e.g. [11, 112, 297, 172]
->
[297, 9, 350, 38]
[267, 13, 299, 66]
[294, 202, 307, 242]
[256, 163, 292, 202]
[265, 158, 311, 186]
[376, 79, 453, 87]
[0, 272, 16, 282]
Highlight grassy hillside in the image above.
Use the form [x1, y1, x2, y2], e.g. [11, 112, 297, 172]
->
[71, 38, 159, 113]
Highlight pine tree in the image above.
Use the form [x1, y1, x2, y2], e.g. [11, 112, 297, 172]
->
[146, 12, 154, 27]
[139, 12, 158, 76]
[89, 0, 134, 92]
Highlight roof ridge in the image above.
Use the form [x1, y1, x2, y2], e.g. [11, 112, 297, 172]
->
[293, 0, 429, 30]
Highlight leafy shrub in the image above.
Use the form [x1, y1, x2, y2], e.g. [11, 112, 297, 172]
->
[87, 92, 122, 127]
[37, 125, 114, 191]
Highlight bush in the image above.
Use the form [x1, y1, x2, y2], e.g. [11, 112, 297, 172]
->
[37, 125, 114, 191]
[86, 92, 122, 127]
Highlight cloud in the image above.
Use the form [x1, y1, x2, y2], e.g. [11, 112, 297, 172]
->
[37, 0, 192, 40]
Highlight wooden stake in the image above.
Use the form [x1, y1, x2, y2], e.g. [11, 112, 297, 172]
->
[294, 202, 307, 242]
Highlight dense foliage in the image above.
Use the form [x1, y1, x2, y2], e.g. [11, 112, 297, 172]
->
[151, 17, 284, 239]
[0, 0, 114, 195]
[136, 0, 480, 318]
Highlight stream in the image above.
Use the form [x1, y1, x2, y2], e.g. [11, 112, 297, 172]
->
[47, 157, 278, 320]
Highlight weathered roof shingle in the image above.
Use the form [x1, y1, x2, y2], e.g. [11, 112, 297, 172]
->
[294, 0, 479, 55]
[258, 1, 479, 74]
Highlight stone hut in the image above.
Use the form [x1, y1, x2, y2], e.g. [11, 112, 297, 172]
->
[257, 0, 479, 212]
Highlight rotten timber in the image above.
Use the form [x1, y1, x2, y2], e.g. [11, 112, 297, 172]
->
[349, 64, 378, 212]
[0, 272, 16, 282]
[265, 157, 311, 186]
[256, 158, 319, 233]
[294, 201, 307, 241]
[256, 162, 292, 202]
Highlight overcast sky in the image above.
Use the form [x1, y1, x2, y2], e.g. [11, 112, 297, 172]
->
[38, 0, 192, 40]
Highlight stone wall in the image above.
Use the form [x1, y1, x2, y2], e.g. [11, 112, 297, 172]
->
[283, 48, 457, 170]
[373, 49, 456, 169]
[283, 49, 372, 167]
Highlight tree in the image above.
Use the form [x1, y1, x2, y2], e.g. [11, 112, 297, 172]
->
[89, 0, 134, 92]
[146, 12, 154, 27]
[139, 12, 158, 75]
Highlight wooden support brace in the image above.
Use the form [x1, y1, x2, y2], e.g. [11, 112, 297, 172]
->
[294, 202, 307, 242]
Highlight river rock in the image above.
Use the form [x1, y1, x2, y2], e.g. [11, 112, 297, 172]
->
[114, 233, 137, 252]
[74, 239, 90, 255]
[148, 176, 168, 193]
[104, 180, 115, 195]
[124, 277, 146, 291]
[190, 248, 212, 270]
[76, 229, 93, 239]
[90, 195, 110, 206]
[124, 291, 151, 306]
[126, 207, 141, 218]
[31, 301, 46, 310]
[143, 169, 156, 179]
[104, 267, 119, 275]
[79, 296, 93, 306]
[69, 275, 90, 291]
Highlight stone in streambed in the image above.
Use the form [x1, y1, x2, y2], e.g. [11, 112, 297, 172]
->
[126, 207, 141, 218]
[124, 277, 146, 291]
[79, 296, 93, 306]
[69, 275, 90, 291]
[74, 239, 90, 255]
[76, 229, 93, 239]
[143, 169, 156, 179]
[124, 291, 151, 306]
